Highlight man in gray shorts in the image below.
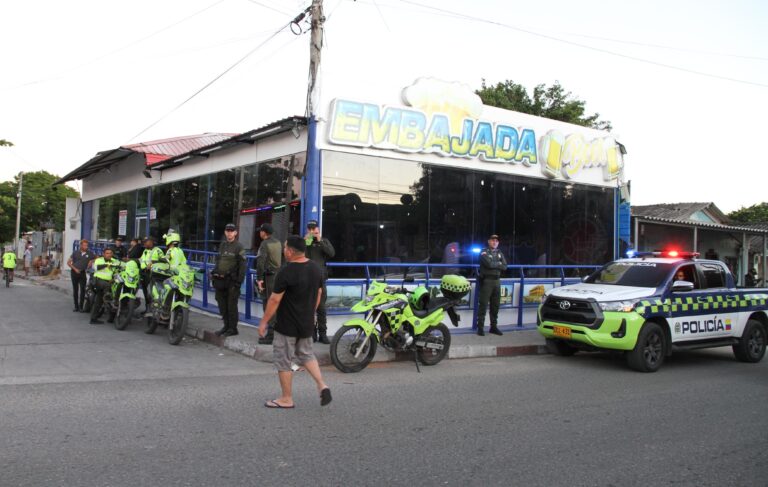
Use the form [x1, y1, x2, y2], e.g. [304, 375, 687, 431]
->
[258, 235, 332, 409]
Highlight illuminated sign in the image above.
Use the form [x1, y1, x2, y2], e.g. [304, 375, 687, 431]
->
[326, 78, 624, 182]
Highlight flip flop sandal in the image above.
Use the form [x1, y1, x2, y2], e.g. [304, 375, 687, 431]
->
[264, 400, 295, 409]
[320, 388, 332, 406]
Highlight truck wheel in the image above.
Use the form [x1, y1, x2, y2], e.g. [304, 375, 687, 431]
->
[545, 338, 577, 356]
[626, 322, 665, 372]
[733, 319, 766, 363]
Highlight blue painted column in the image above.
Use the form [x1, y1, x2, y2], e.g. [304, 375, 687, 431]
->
[303, 116, 322, 229]
[81, 200, 93, 241]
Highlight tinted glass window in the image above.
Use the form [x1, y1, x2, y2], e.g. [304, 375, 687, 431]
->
[585, 261, 674, 287]
[699, 263, 726, 289]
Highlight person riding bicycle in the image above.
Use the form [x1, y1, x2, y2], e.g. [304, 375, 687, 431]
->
[89, 247, 120, 325]
[2, 247, 16, 283]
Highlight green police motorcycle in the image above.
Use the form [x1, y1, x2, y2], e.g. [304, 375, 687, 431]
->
[329, 274, 471, 373]
[105, 260, 142, 330]
[144, 263, 195, 345]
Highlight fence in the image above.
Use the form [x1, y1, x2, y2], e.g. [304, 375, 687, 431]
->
[78, 241, 600, 330]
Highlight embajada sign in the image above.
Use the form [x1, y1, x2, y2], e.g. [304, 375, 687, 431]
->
[326, 80, 624, 182]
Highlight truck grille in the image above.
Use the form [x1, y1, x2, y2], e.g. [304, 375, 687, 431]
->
[541, 297, 602, 327]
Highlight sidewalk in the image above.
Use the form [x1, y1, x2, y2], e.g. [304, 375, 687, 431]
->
[19, 271, 548, 365]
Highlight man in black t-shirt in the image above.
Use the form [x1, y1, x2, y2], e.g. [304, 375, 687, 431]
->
[258, 235, 332, 409]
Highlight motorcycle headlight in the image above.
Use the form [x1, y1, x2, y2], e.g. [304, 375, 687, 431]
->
[598, 299, 640, 313]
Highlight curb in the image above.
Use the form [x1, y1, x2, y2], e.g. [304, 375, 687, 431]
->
[188, 324, 549, 367]
[22, 275, 550, 365]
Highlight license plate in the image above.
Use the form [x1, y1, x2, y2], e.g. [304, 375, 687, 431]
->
[553, 325, 571, 339]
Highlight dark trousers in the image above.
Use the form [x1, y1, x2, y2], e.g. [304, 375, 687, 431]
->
[261, 274, 276, 338]
[90, 279, 111, 320]
[476, 277, 500, 328]
[71, 270, 87, 309]
[141, 271, 152, 310]
[316, 279, 328, 333]
[215, 285, 240, 331]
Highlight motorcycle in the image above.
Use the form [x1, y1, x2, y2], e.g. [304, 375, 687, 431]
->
[329, 274, 471, 373]
[144, 264, 194, 345]
[104, 260, 142, 330]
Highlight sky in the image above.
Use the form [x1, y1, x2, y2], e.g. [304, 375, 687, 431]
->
[1, 0, 766, 213]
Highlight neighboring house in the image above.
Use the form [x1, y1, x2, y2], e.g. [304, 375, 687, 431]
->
[631, 202, 767, 286]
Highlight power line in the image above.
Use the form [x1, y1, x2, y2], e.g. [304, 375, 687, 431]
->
[127, 17, 299, 143]
[396, 0, 768, 89]
[8, 0, 228, 90]
[245, 0, 294, 17]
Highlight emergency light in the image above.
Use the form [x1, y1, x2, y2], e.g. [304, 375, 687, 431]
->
[631, 251, 700, 259]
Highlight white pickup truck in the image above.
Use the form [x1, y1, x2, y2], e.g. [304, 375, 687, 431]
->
[537, 251, 768, 372]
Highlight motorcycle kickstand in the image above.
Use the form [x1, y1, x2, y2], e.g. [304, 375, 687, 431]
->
[413, 348, 421, 373]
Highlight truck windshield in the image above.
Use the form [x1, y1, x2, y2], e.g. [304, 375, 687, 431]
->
[585, 261, 674, 288]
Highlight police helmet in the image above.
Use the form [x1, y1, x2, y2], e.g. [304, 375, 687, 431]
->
[164, 232, 181, 246]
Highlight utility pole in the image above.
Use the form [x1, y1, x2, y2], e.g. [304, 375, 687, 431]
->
[14, 172, 23, 253]
[307, 0, 324, 117]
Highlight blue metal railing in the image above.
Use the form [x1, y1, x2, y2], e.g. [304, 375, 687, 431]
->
[76, 241, 600, 329]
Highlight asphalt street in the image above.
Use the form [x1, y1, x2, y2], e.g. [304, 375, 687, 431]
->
[1, 279, 767, 486]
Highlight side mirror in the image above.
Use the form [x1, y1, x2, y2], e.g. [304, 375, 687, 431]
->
[671, 280, 694, 292]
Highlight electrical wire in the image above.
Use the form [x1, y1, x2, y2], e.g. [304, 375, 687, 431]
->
[127, 17, 299, 143]
[244, 0, 294, 17]
[396, 0, 768, 88]
[9, 0, 229, 90]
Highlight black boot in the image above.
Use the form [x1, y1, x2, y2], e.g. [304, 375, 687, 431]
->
[312, 327, 319, 343]
[477, 325, 485, 336]
[489, 325, 503, 336]
[214, 326, 227, 336]
[318, 331, 330, 344]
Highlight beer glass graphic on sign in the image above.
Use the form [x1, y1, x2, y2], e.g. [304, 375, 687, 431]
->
[539, 130, 565, 178]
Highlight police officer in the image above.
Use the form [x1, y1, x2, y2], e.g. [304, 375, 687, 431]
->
[89, 247, 120, 325]
[139, 236, 164, 313]
[112, 236, 127, 261]
[305, 219, 335, 344]
[256, 223, 282, 345]
[477, 234, 507, 336]
[212, 223, 246, 337]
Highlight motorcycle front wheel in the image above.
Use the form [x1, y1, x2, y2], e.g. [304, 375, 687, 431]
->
[417, 323, 451, 366]
[144, 314, 158, 335]
[168, 306, 189, 345]
[330, 325, 377, 373]
[114, 297, 134, 331]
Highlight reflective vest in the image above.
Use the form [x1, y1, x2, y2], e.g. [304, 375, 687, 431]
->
[2, 252, 16, 269]
[93, 257, 120, 282]
[140, 247, 164, 270]
[166, 246, 187, 270]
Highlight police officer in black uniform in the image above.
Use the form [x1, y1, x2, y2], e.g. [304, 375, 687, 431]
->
[305, 219, 335, 344]
[477, 234, 507, 336]
[212, 223, 246, 337]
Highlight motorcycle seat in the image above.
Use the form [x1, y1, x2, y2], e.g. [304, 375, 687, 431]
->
[412, 296, 454, 318]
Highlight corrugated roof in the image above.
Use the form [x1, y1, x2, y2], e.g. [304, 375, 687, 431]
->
[55, 132, 238, 184]
[127, 133, 237, 166]
[148, 116, 307, 170]
[633, 214, 768, 234]
[631, 202, 728, 223]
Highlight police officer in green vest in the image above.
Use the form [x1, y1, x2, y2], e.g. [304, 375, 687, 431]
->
[139, 236, 164, 313]
[476, 234, 507, 336]
[255, 222, 282, 344]
[212, 223, 246, 337]
[90, 247, 120, 325]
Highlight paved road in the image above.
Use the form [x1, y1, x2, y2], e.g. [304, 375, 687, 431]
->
[2, 280, 767, 486]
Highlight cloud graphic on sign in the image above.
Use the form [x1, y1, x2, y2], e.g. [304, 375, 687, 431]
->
[401, 78, 483, 134]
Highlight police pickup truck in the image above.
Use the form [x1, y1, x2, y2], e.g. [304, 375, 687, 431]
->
[537, 251, 768, 372]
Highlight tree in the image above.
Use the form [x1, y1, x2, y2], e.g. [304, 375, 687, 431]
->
[728, 203, 768, 224]
[476, 79, 612, 131]
[0, 171, 79, 242]
[0, 139, 13, 147]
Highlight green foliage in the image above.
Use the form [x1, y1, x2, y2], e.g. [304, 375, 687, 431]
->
[476, 79, 612, 131]
[728, 203, 768, 224]
[0, 139, 13, 147]
[0, 171, 79, 242]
